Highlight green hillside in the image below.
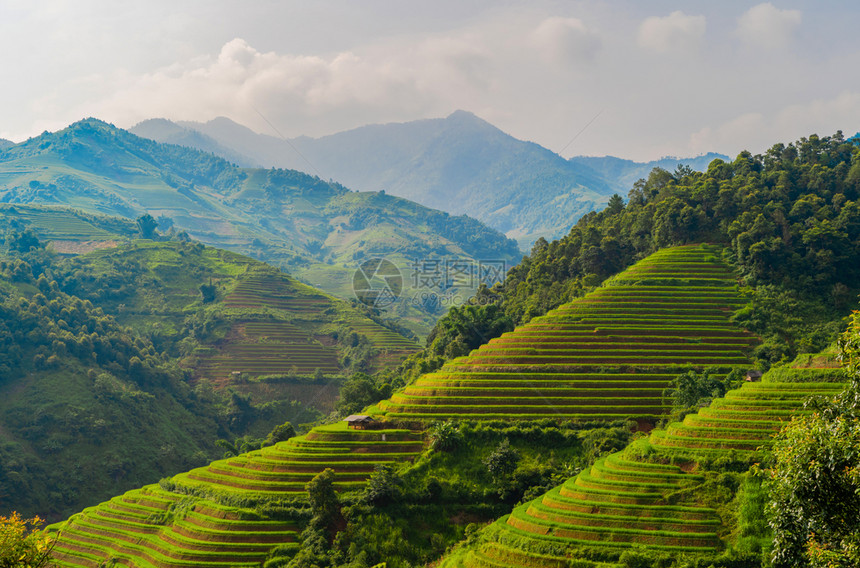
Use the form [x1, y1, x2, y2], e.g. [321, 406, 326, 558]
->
[379, 244, 756, 420]
[0, 236, 423, 521]
[37, 131, 860, 567]
[0, 119, 521, 338]
[44, 244, 765, 567]
[0, 204, 136, 247]
[440, 372, 846, 568]
[0, 251, 233, 521]
[53, 240, 420, 384]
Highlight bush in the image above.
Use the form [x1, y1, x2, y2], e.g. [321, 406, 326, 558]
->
[428, 420, 463, 452]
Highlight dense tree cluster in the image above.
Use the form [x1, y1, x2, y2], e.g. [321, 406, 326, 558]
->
[766, 312, 860, 567]
[504, 133, 860, 323]
[409, 132, 860, 370]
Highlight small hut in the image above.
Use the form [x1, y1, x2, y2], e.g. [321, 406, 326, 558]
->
[745, 370, 763, 382]
[344, 415, 375, 430]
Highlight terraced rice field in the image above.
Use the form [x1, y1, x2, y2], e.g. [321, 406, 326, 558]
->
[197, 272, 419, 379]
[196, 320, 340, 382]
[172, 422, 425, 497]
[223, 273, 333, 315]
[50, 485, 299, 568]
[443, 379, 845, 568]
[341, 314, 424, 368]
[0, 204, 123, 240]
[48, 422, 425, 567]
[380, 244, 757, 421]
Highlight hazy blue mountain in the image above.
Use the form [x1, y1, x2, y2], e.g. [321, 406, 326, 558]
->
[130, 118, 260, 167]
[136, 112, 615, 248]
[136, 113, 726, 249]
[0, 119, 521, 337]
[568, 153, 728, 196]
[0, 139, 13, 150]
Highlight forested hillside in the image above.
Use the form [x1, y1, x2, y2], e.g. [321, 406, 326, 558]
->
[425, 132, 860, 374]
[0, 232, 422, 520]
[0, 246, 231, 520]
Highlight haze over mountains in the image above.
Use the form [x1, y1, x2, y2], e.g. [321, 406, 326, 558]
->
[132, 111, 727, 248]
[0, 119, 520, 337]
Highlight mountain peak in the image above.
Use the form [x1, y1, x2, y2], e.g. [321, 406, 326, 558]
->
[67, 117, 117, 131]
[446, 109, 478, 120]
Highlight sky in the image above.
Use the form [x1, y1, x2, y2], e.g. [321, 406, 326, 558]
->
[1, 0, 860, 161]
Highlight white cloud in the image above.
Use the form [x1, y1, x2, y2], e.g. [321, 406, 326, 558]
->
[83, 37, 464, 136]
[737, 3, 802, 50]
[689, 113, 766, 156]
[774, 91, 860, 138]
[637, 11, 706, 54]
[689, 91, 860, 156]
[532, 17, 601, 64]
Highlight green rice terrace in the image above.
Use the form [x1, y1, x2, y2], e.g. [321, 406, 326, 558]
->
[439, 374, 845, 568]
[379, 244, 758, 421]
[56, 241, 420, 389]
[43, 243, 799, 568]
[198, 271, 419, 382]
[0, 203, 136, 253]
[48, 421, 425, 567]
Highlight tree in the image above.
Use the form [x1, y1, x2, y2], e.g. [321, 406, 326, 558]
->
[662, 368, 742, 413]
[0, 513, 55, 568]
[360, 464, 402, 507]
[288, 469, 341, 568]
[606, 193, 625, 215]
[766, 311, 860, 567]
[5, 230, 42, 253]
[483, 438, 520, 480]
[265, 422, 296, 446]
[336, 373, 389, 415]
[199, 282, 216, 303]
[136, 214, 158, 239]
[766, 396, 860, 568]
[306, 468, 340, 527]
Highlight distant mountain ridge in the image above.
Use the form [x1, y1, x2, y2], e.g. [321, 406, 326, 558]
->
[130, 118, 259, 167]
[132, 113, 725, 248]
[135, 112, 615, 247]
[569, 153, 728, 195]
[0, 119, 521, 337]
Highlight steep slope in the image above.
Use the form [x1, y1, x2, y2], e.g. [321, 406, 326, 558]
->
[0, 254, 231, 520]
[48, 422, 426, 568]
[137, 115, 726, 249]
[47, 244, 759, 567]
[54, 240, 420, 381]
[379, 244, 756, 420]
[0, 236, 420, 520]
[0, 203, 136, 253]
[0, 119, 521, 337]
[131, 118, 259, 167]
[441, 376, 845, 568]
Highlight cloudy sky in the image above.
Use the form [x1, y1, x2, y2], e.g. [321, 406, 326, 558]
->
[1, 0, 859, 160]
